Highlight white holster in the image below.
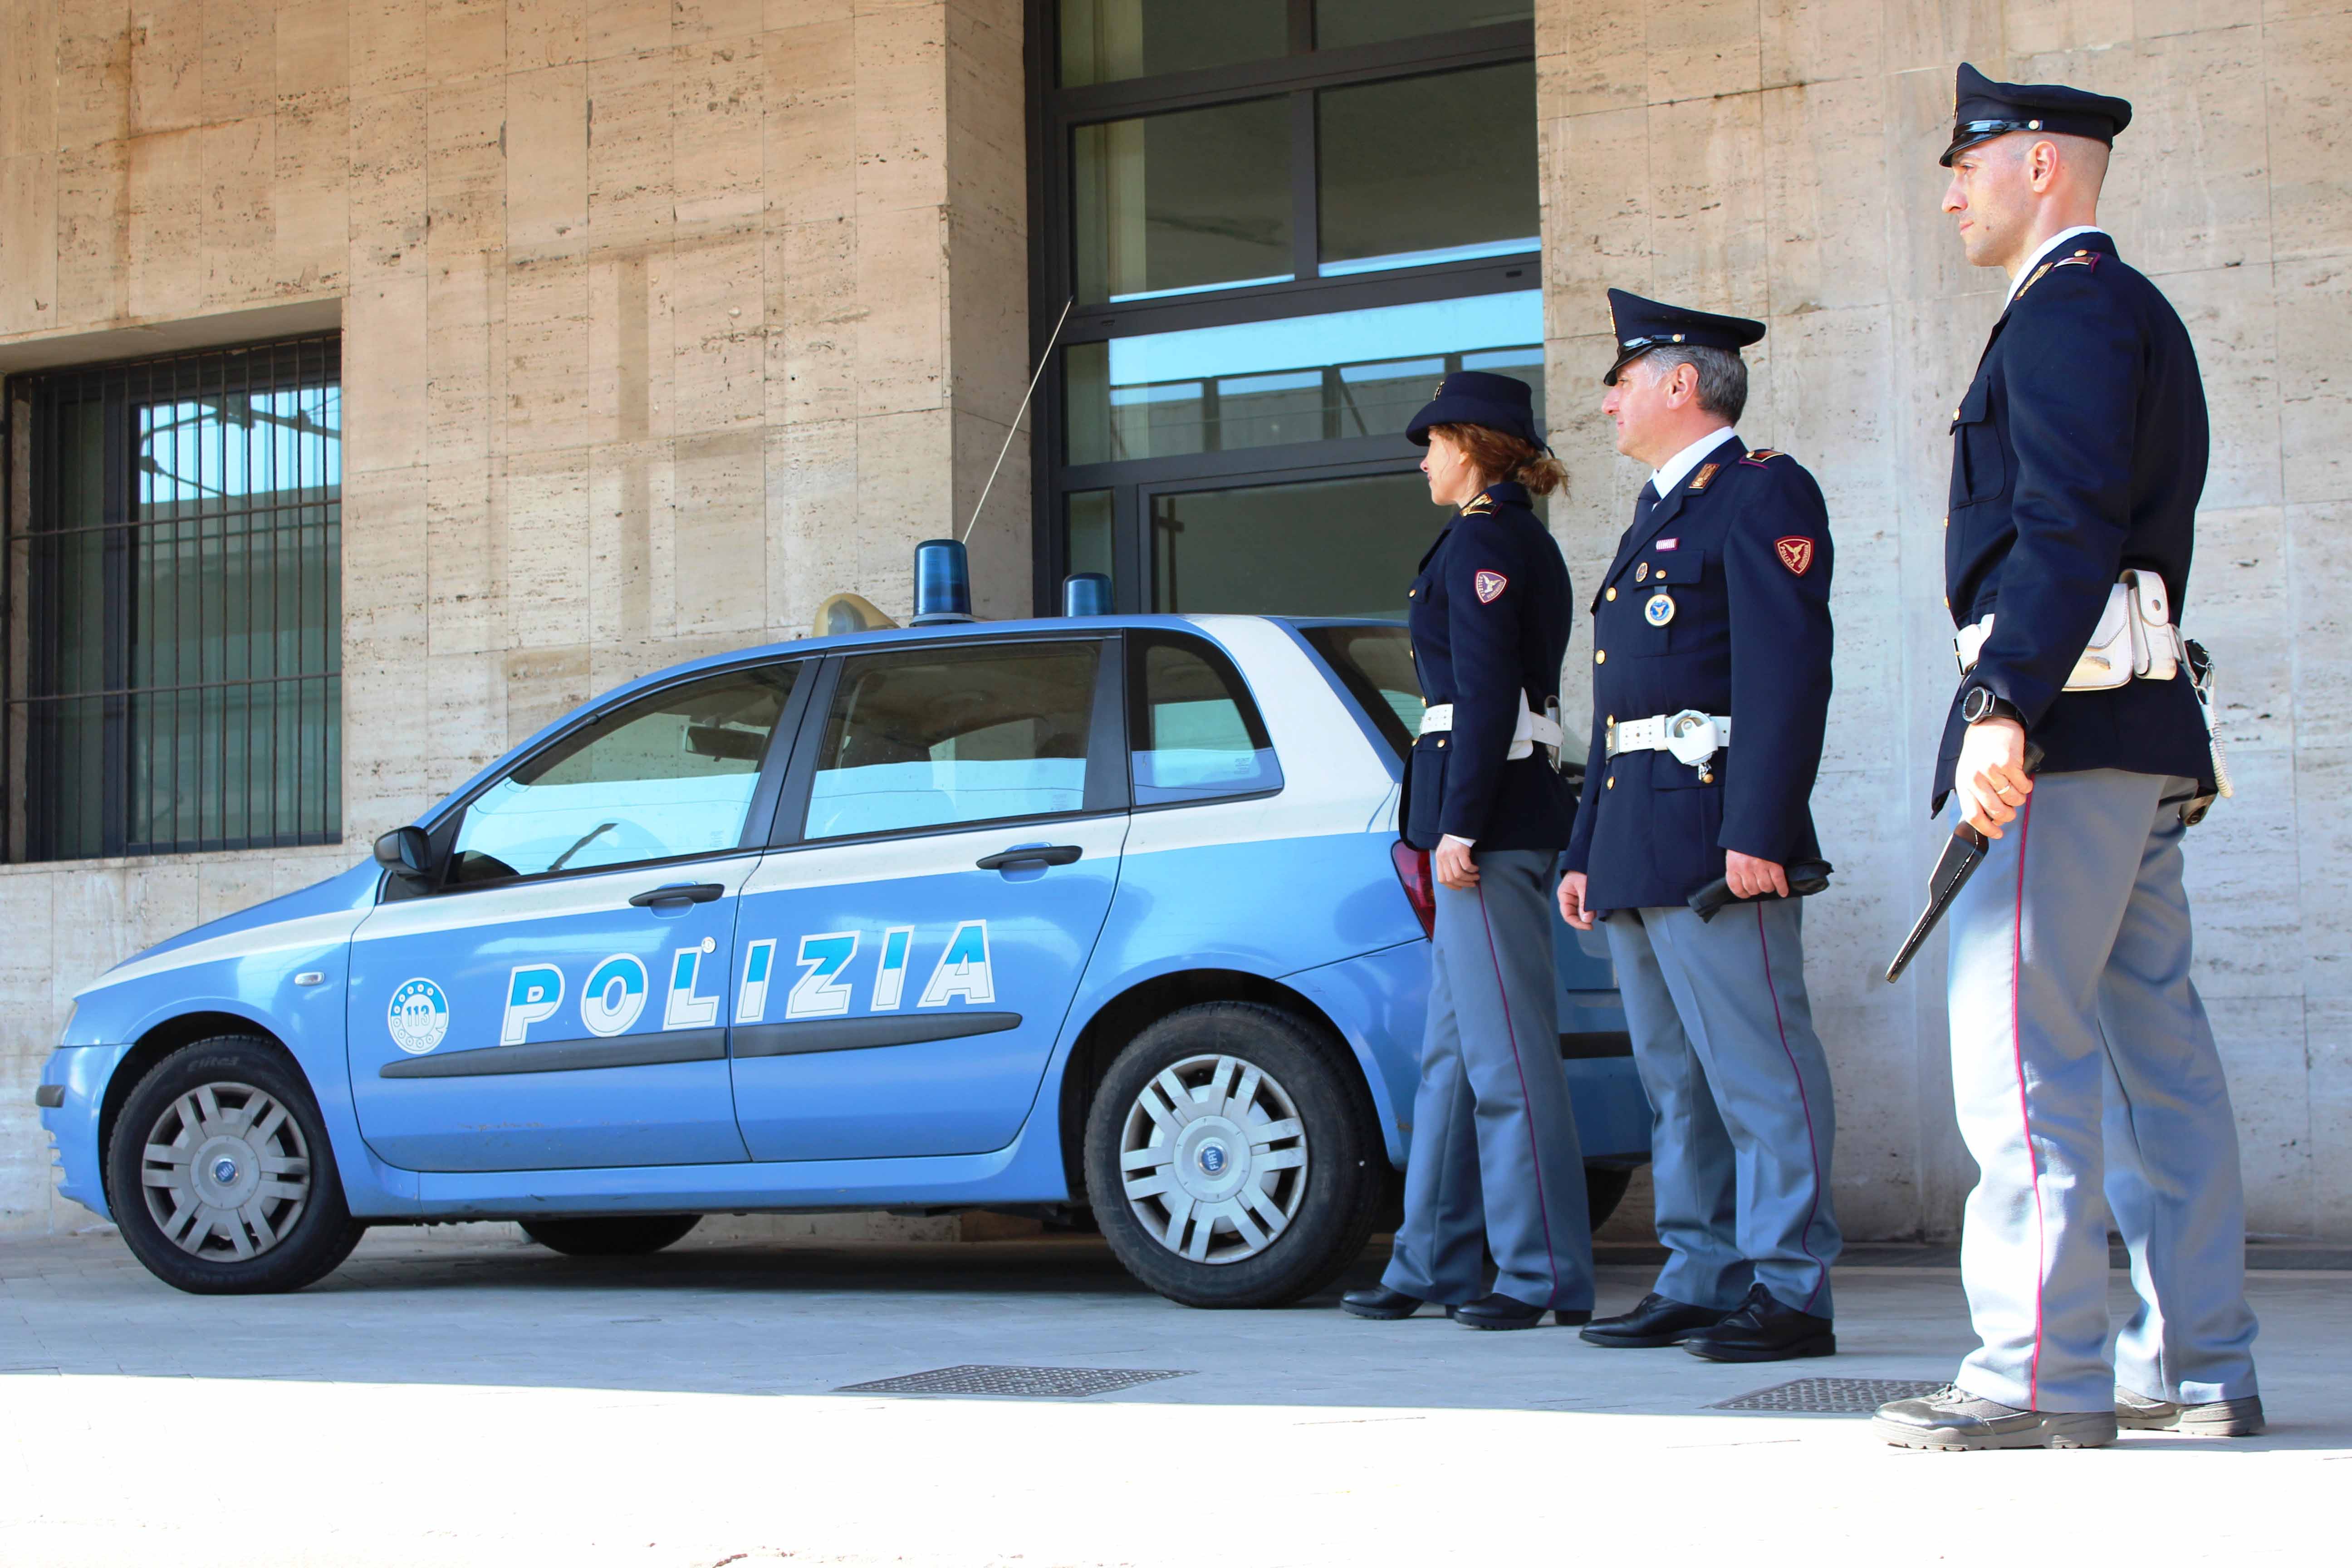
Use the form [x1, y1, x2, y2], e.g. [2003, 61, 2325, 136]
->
[1953, 570, 2182, 691]
[1420, 691, 1564, 762]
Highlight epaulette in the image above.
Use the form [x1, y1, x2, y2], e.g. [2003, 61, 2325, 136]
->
[1739, 448, 1784, 466]
[2014, 249, 2100, 304]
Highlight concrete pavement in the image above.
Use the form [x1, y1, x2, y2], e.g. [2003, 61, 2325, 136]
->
[2, 1226, 2345, 1566]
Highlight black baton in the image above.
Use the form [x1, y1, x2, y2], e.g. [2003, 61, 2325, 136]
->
[1687, 858, 1834, 922]
[1885, 744, 2043, 983]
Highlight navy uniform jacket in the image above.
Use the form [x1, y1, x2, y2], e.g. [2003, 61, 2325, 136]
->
[1935, 230, 2213, 810]
[1563, 436, 1835, 911]
[1401, 480, 1578, 854]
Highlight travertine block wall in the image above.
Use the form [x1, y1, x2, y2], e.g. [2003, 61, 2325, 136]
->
[0, 0, 1029, 1232]
[1538, 0, 2352, 1241]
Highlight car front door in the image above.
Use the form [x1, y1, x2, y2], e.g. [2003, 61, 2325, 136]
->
[348, 661, 804, 1172]
[727, 635, 1128, 1161]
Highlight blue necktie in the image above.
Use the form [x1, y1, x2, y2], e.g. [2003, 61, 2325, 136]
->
[1632, 480, 1660, 537]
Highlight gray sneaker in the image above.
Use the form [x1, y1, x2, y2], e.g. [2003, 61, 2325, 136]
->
[1873, 1384, 2117, 1450]
[2115, 1389, 2267, 1436]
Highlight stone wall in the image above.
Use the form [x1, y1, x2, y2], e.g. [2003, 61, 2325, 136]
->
[1537, 0, 2351, 1241]
[0, 0, 1029, 1232]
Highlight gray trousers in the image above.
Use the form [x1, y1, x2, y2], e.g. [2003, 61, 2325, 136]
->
[1947, 769, 2259, 1412]
[1603, 899, 1840, 1316]
[1383, 849, 1596, 1311]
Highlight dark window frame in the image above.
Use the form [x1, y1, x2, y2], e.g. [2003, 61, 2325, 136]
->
[3, 334, 344, 862]
[1024, 0, 1542, 615]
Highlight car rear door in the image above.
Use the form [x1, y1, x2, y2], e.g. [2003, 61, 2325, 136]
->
[347, 660, 806, 1172]
[727, 633, 1128, 1161]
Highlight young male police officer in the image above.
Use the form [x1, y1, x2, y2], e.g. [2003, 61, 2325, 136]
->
[1340, 371, 1597, 1331]
[1558, 293, 1843, 1362]
[1874, 66, 2262, 1450]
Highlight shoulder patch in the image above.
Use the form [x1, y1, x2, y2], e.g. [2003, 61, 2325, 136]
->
[1473, 569, 1509, 604]
[1740, 449, 1783, 466]
[2053, 250, 2102, 273]
[1687, 462, 1720, 492]
[1774, 537, 1815, 577]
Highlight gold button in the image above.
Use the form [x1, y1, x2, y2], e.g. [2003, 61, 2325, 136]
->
[1605, 588, 1616, 602]
[1594, 649, 1607, 664]
[1607, 715, 1614, 725]
[1408, 588, 1416, 598]
[1607, 776, 1615, 789]
[2073, 249, 2088, 256]
[1943, 594, 1950, 608]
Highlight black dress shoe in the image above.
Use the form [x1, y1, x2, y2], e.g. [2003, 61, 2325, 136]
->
[1340, 1285, 1427, 1320]
[1682, 1283, 1835, 1362]
[1452, 1292, 1586, 1330]
[1579, 1292, 1733, 1349]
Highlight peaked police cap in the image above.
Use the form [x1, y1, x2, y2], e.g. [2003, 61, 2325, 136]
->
[1941, 62, 2132, 167]
[1404, 369, 1544, 448]
[1602, 289, 1765, 386]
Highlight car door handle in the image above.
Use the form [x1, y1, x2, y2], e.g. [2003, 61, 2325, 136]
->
[975, 844, 1083, 872]
[628, 882, 726, 907]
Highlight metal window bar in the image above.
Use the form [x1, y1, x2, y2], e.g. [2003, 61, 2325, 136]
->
[3, 335, 343, 862]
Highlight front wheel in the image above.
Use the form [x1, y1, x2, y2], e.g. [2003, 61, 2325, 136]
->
[104, 1038, 365, 1295]
[1084, 1002, 1382, 1308]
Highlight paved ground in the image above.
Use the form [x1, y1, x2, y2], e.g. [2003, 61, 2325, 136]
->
[3, 1226, 2345, 1567]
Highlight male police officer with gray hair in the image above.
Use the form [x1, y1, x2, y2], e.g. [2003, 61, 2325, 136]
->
[1873, 66, 2262, 1450]
[1558, 292, 1843, 1362]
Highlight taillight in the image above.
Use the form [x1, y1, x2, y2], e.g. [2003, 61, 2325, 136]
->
[1390, 840, 1436, 939]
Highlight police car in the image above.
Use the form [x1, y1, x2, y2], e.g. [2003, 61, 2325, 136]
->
[35, 554, 1648, 1308]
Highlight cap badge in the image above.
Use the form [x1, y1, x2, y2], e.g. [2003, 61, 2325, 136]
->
[1775, 537, 1815, 577]
[1474, 569, 1509, 604]
[1432, 380, 1446, 397]
[1645, 592, 1676, 627]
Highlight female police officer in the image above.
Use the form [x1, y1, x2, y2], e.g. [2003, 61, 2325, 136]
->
[1341, 371, 1597, 1330]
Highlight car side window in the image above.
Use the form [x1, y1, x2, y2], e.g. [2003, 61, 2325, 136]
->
[446, 665, 795, 885]
[804, 641, 1102, 840]
[1128, 632, 1281, 806]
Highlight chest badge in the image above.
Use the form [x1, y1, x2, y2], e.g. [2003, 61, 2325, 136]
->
[1645, 592, 1676, 627]
[1775, 537, 1815, 576]
[1635, 562, 1649, 583]
[1474, 569, 1509, 603]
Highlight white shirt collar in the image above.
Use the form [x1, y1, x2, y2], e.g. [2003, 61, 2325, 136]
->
[2004, 225, 2104, 309]
[1650, 427, 1737, 498]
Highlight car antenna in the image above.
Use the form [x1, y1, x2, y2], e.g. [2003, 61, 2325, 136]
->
[959, 295, 1075, 544]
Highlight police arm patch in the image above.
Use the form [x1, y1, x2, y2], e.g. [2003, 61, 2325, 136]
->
[1474, 569, 1509, 603]
[1774, 537, 1816, 577]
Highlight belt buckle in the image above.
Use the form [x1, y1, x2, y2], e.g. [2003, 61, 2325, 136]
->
[1665, 710, 1719, 767]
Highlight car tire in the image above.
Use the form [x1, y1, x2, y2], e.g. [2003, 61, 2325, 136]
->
[519, 1214, 703, 1256]
[1585, 1163, 1634, 1232]
[103, 1037, 366, 1295]
[1084, 1001, 1382, 1309]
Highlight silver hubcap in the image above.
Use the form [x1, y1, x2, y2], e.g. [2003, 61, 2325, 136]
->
[139, 1082, 312, 1261]
[1119, 1054, 1308, 1265]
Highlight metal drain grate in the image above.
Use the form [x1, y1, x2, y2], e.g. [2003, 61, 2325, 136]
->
[836, 1364, 1193, 1399]
[1710, 1377, 1946, 1414]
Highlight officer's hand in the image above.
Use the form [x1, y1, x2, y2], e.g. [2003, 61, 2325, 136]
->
[1434, 838, 1480, 891]
[1956, 716, 2032, 838]
[1724, 851, 1789, 901]
[1557, 870, 1594, 930]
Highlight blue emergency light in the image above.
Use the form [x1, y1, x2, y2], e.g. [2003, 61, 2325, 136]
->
[909, 539, 975, 625]
[1062, 573, 1111, 617]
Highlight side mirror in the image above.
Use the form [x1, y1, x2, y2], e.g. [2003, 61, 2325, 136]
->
[373, 825, 433, 880]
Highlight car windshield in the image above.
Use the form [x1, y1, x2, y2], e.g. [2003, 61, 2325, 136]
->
[1298, 623, 1421, 762]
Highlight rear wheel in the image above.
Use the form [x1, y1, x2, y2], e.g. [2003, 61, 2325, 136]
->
[104, 1037, 365, 1295]
[520, 1214, 702, 1256]
[1085, 1002, 1382, 1308]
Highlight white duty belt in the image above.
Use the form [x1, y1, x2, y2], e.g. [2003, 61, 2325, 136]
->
[1607, 710, 1731, 767]
[1419, 692, 1563, 760]
[1955, 570, 2184, 691]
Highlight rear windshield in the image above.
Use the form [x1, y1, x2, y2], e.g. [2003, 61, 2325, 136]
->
[1299, 623, 1423, 763]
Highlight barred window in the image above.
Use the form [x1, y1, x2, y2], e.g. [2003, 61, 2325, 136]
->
[6, 337, 342, 861]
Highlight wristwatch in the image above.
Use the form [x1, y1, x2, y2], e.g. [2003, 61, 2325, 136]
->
[1960, 685, 2023, 725]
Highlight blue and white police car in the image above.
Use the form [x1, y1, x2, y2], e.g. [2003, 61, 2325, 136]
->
[35, 556, 1647, 1307]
